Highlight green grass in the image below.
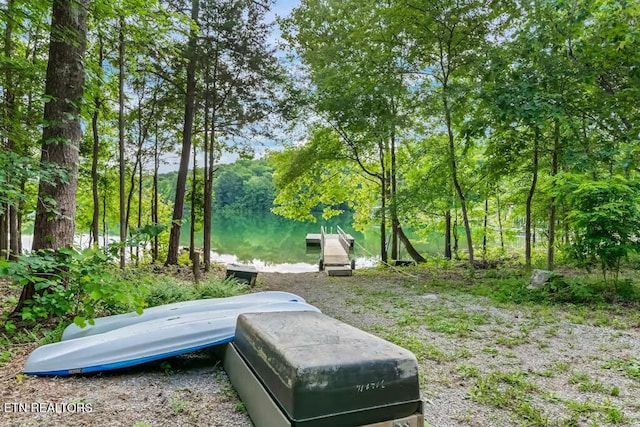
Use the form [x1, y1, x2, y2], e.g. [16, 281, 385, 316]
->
[385, 334, 470, 364]
[395, 304, 489, 337]
[470, 370, 549, 426]
[495, 333, 530, 348]
[471, 369, 632, 426]
[455, 364, 480, 379]
[603, 358, 640, 381]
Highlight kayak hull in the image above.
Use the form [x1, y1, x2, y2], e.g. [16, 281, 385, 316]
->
[24, 300, 320, 376]
[61, 291, 306, 341]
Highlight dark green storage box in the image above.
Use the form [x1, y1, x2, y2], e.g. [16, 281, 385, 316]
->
[234, 311, 422, 427]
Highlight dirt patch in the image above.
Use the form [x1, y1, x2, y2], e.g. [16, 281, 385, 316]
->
[2, 270, 640, 426]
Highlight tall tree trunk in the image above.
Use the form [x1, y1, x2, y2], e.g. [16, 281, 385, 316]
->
[379, 141, 388, 264]
[118, 16, 126, 269]
[482, 198, 488, 260]
[496, 194, 504, 251]
[8, 205, 18, 261]
[203, 93, 212, 271]
[152, 125, 159, 262]
[453, 209, 459, 257]
[0, 209, 7, 259]
[532, 227, 536, 247]
[136, 158, 142, 266]
[15, 0, 88, 313]
[166, 0, 200, 265]
[4, 0, 19, 261]
[17, 184, 24, 254]
[444, 210, 452, 259]
[390, 125, 398, 261]
[548, 120, 560, 271]
[125, 154, 140, 251]
[380, 178, 387, 264]
[102, 176, 108, 247]
[443, 93, 474, 265]
[190, 142, 197, 261]
[125, 94, 150, 253]
[526, 129, 539, 269]
[203, 46, 220, 272]
[563, 203, 569, 245]
[397, 226, 426, 263]
[90, 35, 104, 248]
[90, 103, 101, 247]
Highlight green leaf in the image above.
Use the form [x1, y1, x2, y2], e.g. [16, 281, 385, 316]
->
[73, 316, 87, 328]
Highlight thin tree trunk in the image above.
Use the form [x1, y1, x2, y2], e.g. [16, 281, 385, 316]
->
[379, 141, 387, 264]
[15, 0, 88, 313]
[90, 103, 100, 247]
[496, 194, 504, 251]
[397, 226, 426, 263]
[562, 203, 569, 245]
[166, 0, 200, 265]
[532, 227, 536, 247]
[0, 208, 7, 259]
[453, 209, 459, 257]
[125, 94, 149, 253]
[482, 198, 488, 260]
[90, 35, 104, 248]
[203, 91, 212, 270]
[17, 184, 23, 254]
[526, 129, 539, 269]
[118, 16, 126, 269]
[102, 176, 108, 248]
[152, 122, 159, 262]
[190, 142, 197, 261]
[5, 0, 18, 261]
[443, 93, 474, 265]
[444, 210, 452, 259]
[380, 179, 387, 264]
[548, 120, 560, 271]
[8, 205, 18, 261]
[125, 155, 140, 250]
[136, 159, 142, 266]
[390, 125, 398, 261]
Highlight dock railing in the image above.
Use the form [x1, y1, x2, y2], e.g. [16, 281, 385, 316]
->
[320, 226, 327, 252]
[336, 226, 351, 254]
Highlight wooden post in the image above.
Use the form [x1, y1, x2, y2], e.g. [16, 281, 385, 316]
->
[192, 251, 201, 283]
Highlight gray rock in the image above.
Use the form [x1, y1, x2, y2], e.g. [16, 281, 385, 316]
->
[419, 293, 439, 301]
[528, 269, 553, 289]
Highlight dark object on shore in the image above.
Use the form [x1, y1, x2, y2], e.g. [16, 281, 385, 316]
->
[226, 264, 258, 287]
[392, 259, 415, 267]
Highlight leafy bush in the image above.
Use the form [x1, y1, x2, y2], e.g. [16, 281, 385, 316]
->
[195, 276, 246, 299]
[142, 275, 245, 307]
[541, 276, 640, 304]
[0, 247, 147, 327]
[558, 174, 640, 283]
[542, 275, 603, 304]
[143, 276, 199, 307]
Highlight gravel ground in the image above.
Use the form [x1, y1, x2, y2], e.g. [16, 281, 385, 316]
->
[2, 270, 640, 426]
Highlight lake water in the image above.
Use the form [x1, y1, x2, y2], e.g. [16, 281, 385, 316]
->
[21, 212, 524, 273]
[181, 213, 397, 272]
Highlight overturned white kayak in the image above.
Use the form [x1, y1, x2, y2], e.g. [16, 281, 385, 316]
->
[61, 291, 305, 341]
[24, 300, 320, 376]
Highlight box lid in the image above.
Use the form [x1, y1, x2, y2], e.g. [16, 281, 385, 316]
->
[234, 311, 421, 425]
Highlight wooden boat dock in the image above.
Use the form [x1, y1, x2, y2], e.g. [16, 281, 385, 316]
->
[306, 226, 354, 276]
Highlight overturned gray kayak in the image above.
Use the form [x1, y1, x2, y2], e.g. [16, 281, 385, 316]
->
[24, 300, 320, 376]
[61, 291, 305, 341]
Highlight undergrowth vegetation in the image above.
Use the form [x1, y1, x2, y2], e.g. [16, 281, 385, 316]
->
[385, 257, 640, 307]
[0, 247, 246, 345]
